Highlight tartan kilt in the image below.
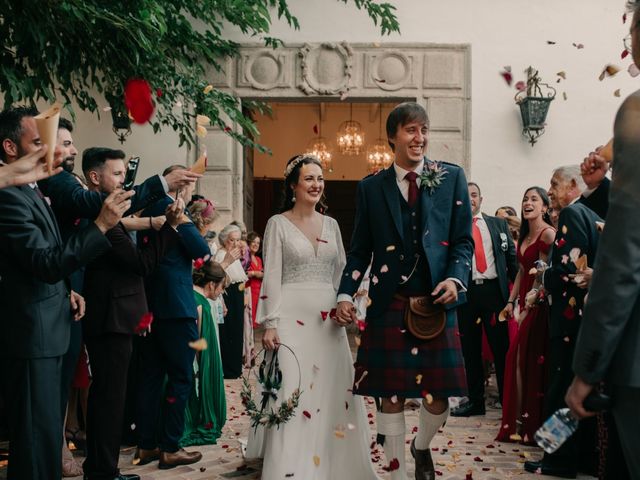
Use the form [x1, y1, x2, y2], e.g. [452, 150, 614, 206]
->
[353, 297, 467, 399]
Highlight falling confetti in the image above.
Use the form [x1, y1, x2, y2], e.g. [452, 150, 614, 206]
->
[416, 374, 423, 384]
[386, 245, 396, 252]
[203, 85, 213, 94]
[196, 124, 208, 138]
[629, 63, 640, 77]
[557, 71, 566, 80]
[599, 64, 621, 81]
[134, 312, 154, 333]
[352, 270, 362, 281]
[380, 264, 389, 273]
[411, 347, 419, 356]
[547, 40, 557, 45]
[573, 43, 585, 49]
[500, 68, 513, 86]
[313, 455, 320, 466]
[622, 49, 630, 60]
[615, 89, 621, 97]
[296, 320, 305, 326]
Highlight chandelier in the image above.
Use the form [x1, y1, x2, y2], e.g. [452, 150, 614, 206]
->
[304, 104, 333, 172]
[366, 104, 393, 173]
[336, 103, 365, 155]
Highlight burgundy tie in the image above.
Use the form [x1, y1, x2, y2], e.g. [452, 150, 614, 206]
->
[405, 171, 419, 208]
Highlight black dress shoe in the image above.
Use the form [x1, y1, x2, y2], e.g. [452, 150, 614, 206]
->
[524, 460, 577, 479]
[410, 438, 435, 480]
[450, 401, 485, 417]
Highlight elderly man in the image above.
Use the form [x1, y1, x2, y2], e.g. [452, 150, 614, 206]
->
[524, 165, 601, 478]
[0, 106, 133, 480]
[564, 2, 640, 477]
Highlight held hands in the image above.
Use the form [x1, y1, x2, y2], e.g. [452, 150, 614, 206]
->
[262, 328, 280, 350]
[335, 301, 357, 326]
[163, 168, 202, 191]
[70, 290, 86, 321]
[94, 189, 135, 233]
[432, 279, 458, 305]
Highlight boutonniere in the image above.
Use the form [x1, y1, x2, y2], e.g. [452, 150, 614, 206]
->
[499, 232, 508, 251]
[419, 161, 448, 194]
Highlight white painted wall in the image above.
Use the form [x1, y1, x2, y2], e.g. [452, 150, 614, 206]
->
[223, 0, 635, 214]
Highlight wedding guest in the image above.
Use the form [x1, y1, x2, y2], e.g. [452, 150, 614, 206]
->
[497, 187, 554, 444]
[231, 220, 250, 269]
[565, 14, 640, 473]
[524, 166, 601, 478]
[245, 154, 380, 479]
[134, 165, 208, 470]
[0, 106, 133, 480]
[452, 182, 517, 416]
[246, 232, 264, 328]
[181, 261, 227, 447]
[81, 147, 185, 480]
[0, 145, 63, 189]
[495, 206, 521, 243]
[215, 224, 247, 379]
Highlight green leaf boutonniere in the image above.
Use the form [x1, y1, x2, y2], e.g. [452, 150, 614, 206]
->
[419, 161, 448, 194]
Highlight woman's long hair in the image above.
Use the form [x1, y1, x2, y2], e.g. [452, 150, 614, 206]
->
[519, 186, 552, 243]
[279, 154, 328, 213]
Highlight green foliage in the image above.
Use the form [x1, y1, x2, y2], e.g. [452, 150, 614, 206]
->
[0, 0, 399, 149]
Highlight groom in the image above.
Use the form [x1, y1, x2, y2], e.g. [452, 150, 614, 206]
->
[336, 102, 473, 480]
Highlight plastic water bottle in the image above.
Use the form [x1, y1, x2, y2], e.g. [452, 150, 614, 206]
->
[534, 408, 578, 454]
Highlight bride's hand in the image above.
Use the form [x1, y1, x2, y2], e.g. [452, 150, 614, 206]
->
[262, 328, 280, 350]
[335, 301, 356, 326]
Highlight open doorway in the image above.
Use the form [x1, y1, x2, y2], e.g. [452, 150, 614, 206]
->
[248, 101, 406, 246]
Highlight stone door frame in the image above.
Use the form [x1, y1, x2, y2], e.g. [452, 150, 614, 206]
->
[196, 42, 471, 228]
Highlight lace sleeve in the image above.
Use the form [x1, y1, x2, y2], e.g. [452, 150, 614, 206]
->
[332, 218, 347, 291]
[257, 216, 283, 329]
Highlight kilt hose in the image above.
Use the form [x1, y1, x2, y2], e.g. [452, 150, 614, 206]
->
[353, 296, 467, 399]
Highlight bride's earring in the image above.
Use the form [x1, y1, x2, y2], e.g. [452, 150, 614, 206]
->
[292, 191, 296, 203]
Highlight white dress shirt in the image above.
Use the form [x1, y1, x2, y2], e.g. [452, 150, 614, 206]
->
[472, 212, 498, 281]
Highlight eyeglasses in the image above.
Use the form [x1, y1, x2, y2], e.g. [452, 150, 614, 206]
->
[624, 33, 632, 53]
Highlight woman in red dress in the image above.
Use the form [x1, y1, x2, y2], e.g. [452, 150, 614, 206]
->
[246, 231, 264, 327]
[496, 187, 555, 445]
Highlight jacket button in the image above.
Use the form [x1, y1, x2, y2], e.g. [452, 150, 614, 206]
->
[399, 254, 404, 261]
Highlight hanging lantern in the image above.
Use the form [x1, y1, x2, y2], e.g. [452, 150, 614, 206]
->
[366, 104, 393, 173]
[336, 103, 365, 155]
[515, 67, 556, 146]
[304, 103, 333, 172]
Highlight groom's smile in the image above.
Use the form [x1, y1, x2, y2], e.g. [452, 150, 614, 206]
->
[389, 119, 429, 169]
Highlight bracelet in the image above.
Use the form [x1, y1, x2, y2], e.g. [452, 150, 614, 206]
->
[507, 300, 515, 306]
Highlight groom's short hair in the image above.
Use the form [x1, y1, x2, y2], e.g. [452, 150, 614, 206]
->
[386, 102, 429, 151]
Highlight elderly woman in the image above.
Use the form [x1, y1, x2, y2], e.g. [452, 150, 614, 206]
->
[214, 224, 247, 379]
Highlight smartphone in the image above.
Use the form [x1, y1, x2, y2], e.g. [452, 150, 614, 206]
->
[123, 157, 140, 191]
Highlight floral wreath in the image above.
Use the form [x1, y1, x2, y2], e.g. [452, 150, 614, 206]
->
[240, 343, 302, 429]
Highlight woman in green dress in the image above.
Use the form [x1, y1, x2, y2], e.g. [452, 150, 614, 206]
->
[180, 261, 228, 446]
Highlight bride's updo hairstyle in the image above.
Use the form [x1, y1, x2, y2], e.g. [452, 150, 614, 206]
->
[279, 154, 328, 213]
[192, 260, 227, 288]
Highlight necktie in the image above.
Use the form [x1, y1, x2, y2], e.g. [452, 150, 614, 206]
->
[472, 217, 487, 273]
[405, 171, 419, 208]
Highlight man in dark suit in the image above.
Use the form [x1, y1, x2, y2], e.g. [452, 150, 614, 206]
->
[0, 106, 133, 480]
[451, 182, 517, 417]
[565, 5, 640, 475]
[81, 147, 187, 480]
[578, 145, 610, 220]
[135, 165, 210, 469]
[335, 102, 473, 480]
[524, 165, 601, 478]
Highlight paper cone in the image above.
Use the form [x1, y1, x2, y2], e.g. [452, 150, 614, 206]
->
[190, 151, 207, 174]
[34, 103, 62, 174]
[573, 254, 588, 271]
[599, 138, 613, 162]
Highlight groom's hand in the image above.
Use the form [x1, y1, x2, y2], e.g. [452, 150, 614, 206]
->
[335, 301, 356, 326]
[432, 279, 458, 305]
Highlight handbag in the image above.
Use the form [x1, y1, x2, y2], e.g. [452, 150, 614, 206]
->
[396, 294, 446, 340]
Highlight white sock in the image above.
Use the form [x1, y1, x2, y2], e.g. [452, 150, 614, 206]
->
[414, 403, 449, 450]
[377, 412, 406, 480]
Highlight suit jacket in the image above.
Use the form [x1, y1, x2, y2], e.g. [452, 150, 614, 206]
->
[0, 185, 110, 358]
[82, 222, 180, 337]
[542, 202, 601, 339]
[39, 170, 166, 227]
[579, 177, 609, 220]
[474, 213, 518, 303]
[573, 93, 640, 388]
[338, 159, 474, 318]
[142, 196, 210, 320]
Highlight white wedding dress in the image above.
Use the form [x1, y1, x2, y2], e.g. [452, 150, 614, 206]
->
[245, 214, 380, 480]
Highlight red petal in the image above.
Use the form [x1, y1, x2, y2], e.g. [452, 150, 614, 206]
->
[537, 355, 545, 364]
[124, 78, 155, 124]
[155, 88, 163, 98]
[624, 13, 628, 24]
[388, 458, 400, 471]
[224, 126, 232, 132]
[142, 236, 149, 244]
[296, 320, 305, 326]
[556, 238, 566, 248]
[204, 421, 213, 430]
[166, 396, 176, 404]
[500, 71, 513, 86]
[320, 311, 329, 320]
[313, 124, 319, 135]
[316, 238, 328, 243]
[622, 49, 630, 60]
[440, 241, 449, 246]
[356, 320, 366, 331]
[193, 258, 205, 269]
[260, 295, 268, 300]
[134, 312, 154, 333]
[302, 410, 311, 418]
[474, 456, 483, 462]
[563, 305, 575, 320]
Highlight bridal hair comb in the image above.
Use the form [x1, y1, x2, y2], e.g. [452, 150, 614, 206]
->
[283, 154, 320, 179]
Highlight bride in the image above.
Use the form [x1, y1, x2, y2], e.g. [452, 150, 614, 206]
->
[245, 155, 380, 479]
